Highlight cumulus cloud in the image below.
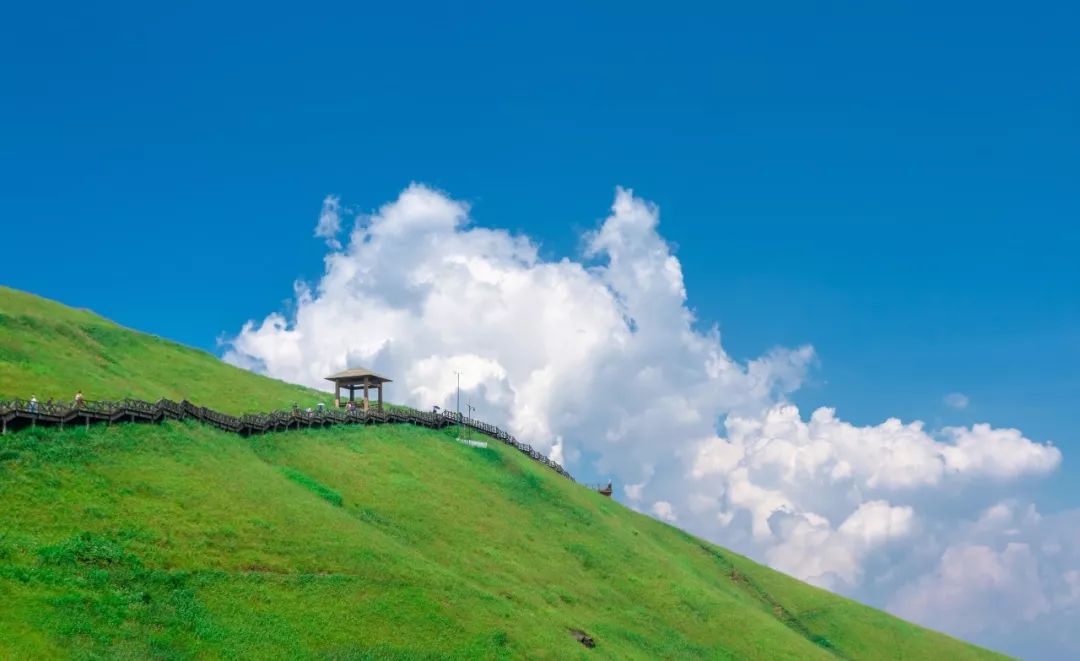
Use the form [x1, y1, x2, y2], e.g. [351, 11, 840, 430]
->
[224, 183, 1070, 655]
[759, 500, 915, 588]
[888, 503, 1080, 656]
[697, 406, 1059, 492]
[652, 500, 678, 523]
[944, 392, 970, 410]
[892, 543, 1050, 634]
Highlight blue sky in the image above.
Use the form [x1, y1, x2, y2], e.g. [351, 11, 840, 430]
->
[2, 3, 1078, 654]
[3, 2, 1076, 472]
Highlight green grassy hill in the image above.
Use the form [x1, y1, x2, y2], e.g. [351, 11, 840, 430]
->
[0, 287, 320, 412]
[0, 287, 1005, 659]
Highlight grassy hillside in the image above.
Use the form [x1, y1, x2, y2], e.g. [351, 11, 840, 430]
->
[0, 287, 1005, 659]
[0, 286, 321, 413]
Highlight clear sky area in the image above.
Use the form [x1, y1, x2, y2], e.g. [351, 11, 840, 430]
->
[1, 3, 1077, 657]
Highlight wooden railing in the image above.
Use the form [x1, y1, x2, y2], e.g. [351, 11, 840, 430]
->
[0, 398, 573, 481]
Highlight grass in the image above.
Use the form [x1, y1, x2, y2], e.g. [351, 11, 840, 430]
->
[279, 466, 345, 507]
[0, 286, 323, 413]
[0, 286, 1008, 659]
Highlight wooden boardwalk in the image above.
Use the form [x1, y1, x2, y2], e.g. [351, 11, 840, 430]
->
[0, 398, 573, 480]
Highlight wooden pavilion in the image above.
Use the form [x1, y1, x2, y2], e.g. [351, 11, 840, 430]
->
[325, 368, 392, 411]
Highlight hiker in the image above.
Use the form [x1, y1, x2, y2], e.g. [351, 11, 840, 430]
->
[317, 402, 325, 413]
[29, 395, 38, 413]
[334, 397, 340, 409]
[74, 390, 84, 408]
[292, 403, 300, 418]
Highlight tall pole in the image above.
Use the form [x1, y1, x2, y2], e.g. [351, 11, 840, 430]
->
[466, 399, 475, 441]
[454, 370, 462, 439]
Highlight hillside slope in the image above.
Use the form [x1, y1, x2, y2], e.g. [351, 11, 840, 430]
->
[0, 287, 1004, 659]
[0, 286, 320, 413]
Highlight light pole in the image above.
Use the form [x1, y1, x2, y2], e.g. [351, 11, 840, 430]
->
[465, 400, 475, 441]
[454, 370, 463, 439]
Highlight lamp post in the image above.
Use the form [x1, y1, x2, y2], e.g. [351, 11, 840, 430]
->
[465, 400, 475, 441]
[454, 370, 463, 440]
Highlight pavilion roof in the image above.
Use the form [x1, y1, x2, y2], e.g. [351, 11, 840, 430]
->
[324, 368, 392, 384]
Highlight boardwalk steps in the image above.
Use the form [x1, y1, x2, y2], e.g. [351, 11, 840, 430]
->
[0, 398, 573, 481]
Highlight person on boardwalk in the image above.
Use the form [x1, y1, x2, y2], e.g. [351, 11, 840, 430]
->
[29, 395, 38, 413]
[317, 402, 325, 413]
[74, 390, 84, 408]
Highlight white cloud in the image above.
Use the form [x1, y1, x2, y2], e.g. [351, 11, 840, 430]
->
[225, 184, 1070, 654]
[691, 405, 1059, 498]
[314, 194, 343, 249]
[681, 403, 1060, 596]
[944, 392, 970, 410]
[887, 503, 1080, 656]
[939, 424, 1060, 479]
[624, 482, 646, 502]
[838, 500, 916, 547]
[652, 500, 678, 523]
[762, 501, 914, 589]
[891, 543, 1050, 635]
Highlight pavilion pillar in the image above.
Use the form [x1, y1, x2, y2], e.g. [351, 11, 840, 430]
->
[326, 371, 391, 414]
[335, 384, 341, 407]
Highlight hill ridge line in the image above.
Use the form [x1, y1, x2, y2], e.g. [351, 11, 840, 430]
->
[0, 397, 574, 480]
